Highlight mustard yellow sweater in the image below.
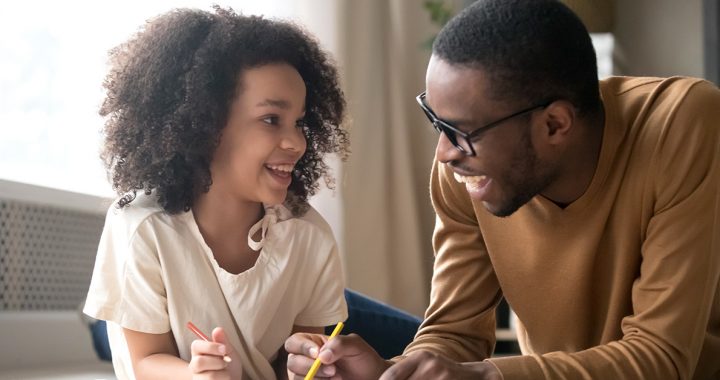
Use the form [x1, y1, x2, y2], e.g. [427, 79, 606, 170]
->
[407, 77, 720, 379]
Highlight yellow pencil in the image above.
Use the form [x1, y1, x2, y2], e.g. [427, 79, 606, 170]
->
[304, 322, 345, 380]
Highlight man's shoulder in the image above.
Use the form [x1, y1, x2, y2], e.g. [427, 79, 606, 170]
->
[600, 76, 708, 96]
[601, 76, 718, 140]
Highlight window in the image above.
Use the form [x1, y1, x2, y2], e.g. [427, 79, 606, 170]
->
[0, 1, 296, 197]
[592, 33, 614, 79]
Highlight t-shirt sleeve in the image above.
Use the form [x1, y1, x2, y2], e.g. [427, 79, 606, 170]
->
[293, 227, 348, 327]
[83, 207, 170, 334]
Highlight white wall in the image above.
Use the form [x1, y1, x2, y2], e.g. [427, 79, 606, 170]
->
[613, 0, 704, 78]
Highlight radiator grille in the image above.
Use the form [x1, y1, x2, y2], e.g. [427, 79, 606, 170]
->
[0, 199, 104, 311]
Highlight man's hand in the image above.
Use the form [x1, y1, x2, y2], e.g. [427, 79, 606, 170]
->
[285, 332, 391, 379]
[189, 327, 243, 380]
[379, 351, 502, 380]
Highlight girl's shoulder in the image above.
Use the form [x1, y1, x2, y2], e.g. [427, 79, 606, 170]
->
[293, 206, 334, 237]
[103, 192, 184, 240]
[269, 204, 337, 246]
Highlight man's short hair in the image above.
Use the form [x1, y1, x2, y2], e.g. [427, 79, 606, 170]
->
[433, 0, 601, 116]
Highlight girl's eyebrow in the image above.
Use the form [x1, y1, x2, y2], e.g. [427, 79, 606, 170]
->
[255, 99, 307, 117]
[256, 98, 291, 109]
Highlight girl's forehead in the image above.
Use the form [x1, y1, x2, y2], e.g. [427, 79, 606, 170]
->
[237, 64, 305, 97]
[226, 65, 307, 116]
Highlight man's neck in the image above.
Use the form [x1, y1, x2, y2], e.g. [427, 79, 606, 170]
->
[542, 107, 605, 206]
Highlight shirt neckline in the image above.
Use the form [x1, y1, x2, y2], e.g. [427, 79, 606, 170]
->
[180, 204, 290, 278]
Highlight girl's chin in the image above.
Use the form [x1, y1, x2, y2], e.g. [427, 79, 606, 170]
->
[260, 189, 289, 206]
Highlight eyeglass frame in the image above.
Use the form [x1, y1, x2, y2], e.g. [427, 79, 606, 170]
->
[416, 91, 554, 156]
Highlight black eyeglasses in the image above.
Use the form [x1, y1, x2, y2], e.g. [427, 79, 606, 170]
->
[416, 91, 553, 156]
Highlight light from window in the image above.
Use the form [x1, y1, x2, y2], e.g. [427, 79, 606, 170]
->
[0, 1, 291, 197]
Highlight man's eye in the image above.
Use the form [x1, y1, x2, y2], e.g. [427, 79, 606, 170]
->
[469, 133, 485, 143]
[262, 116, 279, 125]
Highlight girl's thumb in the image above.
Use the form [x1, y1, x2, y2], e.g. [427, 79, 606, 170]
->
[212, 327, 244, 377]
[212, 327, 233, 356]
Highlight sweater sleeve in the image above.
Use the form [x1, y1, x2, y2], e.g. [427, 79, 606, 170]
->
[490, 80, 720, 379]
[403, 157, 502, 362]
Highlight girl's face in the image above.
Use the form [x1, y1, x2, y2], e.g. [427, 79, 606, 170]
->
[209, 63, 307, 206]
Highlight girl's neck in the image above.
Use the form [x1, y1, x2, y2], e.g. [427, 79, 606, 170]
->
[191, 190, 265, 274]
[192, 191, 264, 236]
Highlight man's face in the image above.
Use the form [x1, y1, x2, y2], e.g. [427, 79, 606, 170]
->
[424, 56, 557, 217]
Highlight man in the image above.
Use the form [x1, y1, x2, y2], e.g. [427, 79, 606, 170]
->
[286, 0, 720, 378]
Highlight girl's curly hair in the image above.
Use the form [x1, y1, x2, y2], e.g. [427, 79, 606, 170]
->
[100, 7, 348, 215]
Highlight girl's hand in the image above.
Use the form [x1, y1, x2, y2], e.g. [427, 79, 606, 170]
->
[189, 327, 243, 380]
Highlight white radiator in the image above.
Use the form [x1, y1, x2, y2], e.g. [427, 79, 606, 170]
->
[0, 179, 115, 379]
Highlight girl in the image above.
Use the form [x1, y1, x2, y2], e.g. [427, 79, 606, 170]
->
[83, 7, 349, 379]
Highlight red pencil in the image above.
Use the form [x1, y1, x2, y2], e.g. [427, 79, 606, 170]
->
[186, 321, 232, 363]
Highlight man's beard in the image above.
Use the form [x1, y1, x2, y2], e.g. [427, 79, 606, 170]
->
[490, 131, 555, 217]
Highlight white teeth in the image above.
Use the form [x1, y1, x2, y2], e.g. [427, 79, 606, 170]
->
[453, 172, 486, 184]
[266, 164, 294, 173]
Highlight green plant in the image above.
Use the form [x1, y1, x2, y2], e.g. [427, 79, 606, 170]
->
[422, 0, 456, 49]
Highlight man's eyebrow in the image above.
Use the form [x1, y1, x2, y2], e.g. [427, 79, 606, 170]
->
[444, 116, 473, 126]
[437, 108, 483, 127]
[256, 98, 291, 109]
[435, 113, 473, 127]
[426, 101, 471, 126]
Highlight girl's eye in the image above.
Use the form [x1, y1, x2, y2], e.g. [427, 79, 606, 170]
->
[295, 119, 307, 129]
[262, 116, 280, 125]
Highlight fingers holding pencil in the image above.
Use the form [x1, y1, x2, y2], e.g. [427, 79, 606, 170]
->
[187, 321, 232, 363]
[285, 332, 334, 378]
[187, 322, 243, 378]
[286, 322, 390, 380]
[303, 322, 344, 380]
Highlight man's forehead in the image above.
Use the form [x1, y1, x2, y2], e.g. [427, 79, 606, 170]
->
[426, 57, 491, 96]
[426, 58, 493, 105]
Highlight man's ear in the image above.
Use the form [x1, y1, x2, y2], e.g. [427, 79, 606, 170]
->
[543, 100, 575, 142]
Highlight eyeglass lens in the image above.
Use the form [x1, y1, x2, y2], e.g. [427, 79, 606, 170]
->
[421, 107, 471, 153]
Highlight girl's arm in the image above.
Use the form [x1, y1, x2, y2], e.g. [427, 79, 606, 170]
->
[124, 327, 241, 379]
[123, 328, 192, 379]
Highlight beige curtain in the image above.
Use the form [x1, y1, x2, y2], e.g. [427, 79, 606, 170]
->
[338, 0, 438, 317]
[297, 0, 439, 316]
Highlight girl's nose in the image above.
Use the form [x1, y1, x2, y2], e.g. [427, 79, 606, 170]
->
[281, 125, 307, 154]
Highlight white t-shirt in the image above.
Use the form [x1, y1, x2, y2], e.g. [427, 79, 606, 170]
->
[83, 194, 348, 379]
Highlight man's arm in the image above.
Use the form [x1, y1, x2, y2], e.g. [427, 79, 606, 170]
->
[402, 157, 502, 362]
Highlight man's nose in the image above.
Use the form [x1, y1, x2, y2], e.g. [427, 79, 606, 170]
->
[435, 132, 463, 164]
